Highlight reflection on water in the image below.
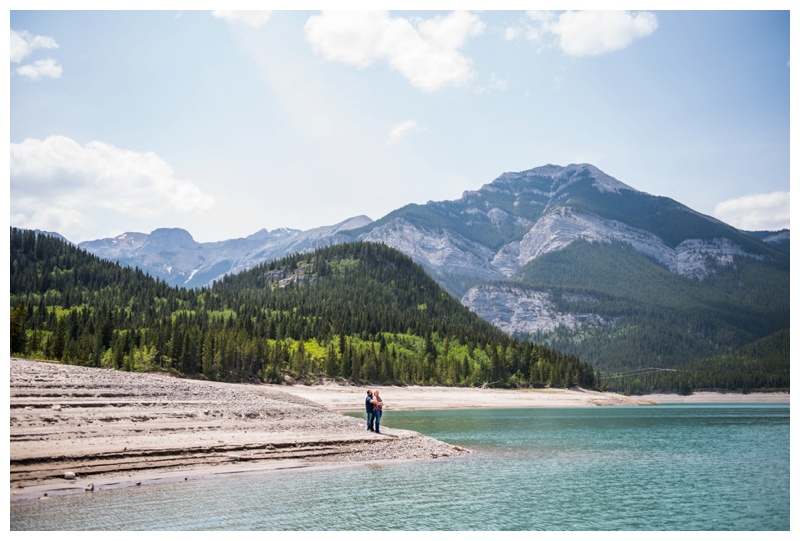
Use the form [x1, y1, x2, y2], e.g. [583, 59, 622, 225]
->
[11, 405, 789, 531]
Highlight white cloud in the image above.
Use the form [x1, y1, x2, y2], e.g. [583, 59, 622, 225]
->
[387, 120, 422, 145]
[11, 136, 215, 240]
[476, 73, 508, 95]
[714, 192, 790, 231]
[10, 29, 58, 63]
[304, 11, 485, 92]
[211, 10, 272, 29]
[510, 10, 657, 57]
[16, 58, 63, 81]
[554, 11, 658, 57]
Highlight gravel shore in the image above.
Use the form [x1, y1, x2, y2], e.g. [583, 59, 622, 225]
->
[9, 358, 466, 500]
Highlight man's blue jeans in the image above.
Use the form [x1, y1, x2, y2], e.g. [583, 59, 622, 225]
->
[367, 411, 374, 430]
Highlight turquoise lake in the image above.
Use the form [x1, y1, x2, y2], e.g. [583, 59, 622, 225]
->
[10, 404, 790, 531]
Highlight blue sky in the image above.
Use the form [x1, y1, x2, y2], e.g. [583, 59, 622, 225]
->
[7, 4, 792, 243]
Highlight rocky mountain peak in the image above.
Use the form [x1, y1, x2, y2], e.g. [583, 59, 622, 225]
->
[490, 163, 637, 198]
[245, 228, 273, 241]
[144, 228, 198, 251]
[336, 215, 373, 231]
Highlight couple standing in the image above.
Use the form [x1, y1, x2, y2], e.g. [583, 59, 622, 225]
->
[365, 389, 384, 434]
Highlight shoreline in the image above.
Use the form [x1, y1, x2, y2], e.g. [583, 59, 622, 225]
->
[11, 454, 452, 503]
[636, 391, 789, 404]
[274, 383, 789, 412]
[10, 358, 788, 502]
[9, 358, 467, 502]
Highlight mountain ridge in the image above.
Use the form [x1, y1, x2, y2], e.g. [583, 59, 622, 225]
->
[72, 164, 788, 291]
[59, 163, 788, 387]
[78, 215, 373, 288]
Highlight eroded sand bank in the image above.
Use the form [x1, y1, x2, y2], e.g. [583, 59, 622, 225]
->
[9, 358, 464, 501]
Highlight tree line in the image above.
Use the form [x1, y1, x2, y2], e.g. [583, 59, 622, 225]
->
[10, 227, 597, 389]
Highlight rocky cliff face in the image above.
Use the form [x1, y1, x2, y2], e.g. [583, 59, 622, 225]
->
[360, 218, 505, 282]
[503, 206, 763, 280]
[461, 284, 614, 335]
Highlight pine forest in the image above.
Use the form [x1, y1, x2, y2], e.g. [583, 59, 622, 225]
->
[10, 228, 596, 389]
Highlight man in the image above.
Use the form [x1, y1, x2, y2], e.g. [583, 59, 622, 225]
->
[365, 389, 375, 431]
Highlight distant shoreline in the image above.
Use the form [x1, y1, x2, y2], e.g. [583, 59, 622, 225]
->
[273, 383, 789, 412]
[636, 391, 789, 404]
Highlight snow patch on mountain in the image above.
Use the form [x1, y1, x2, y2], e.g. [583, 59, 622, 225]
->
[81, 232, 148, 258]
[185, 268, 199, 284]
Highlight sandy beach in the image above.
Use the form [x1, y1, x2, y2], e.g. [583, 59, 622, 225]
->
[276, 382, 658, 411]
[271, 382, 788, 411]
[9, 357, 788, 501]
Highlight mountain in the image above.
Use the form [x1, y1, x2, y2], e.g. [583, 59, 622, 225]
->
[72, 164, 789, 391]
[744, 229, 789, 254]
[346, 165, 788, 381]
[79, 216, 372, 288]
[353, 164, 784, 291]
[32, 229, 72, 244]
[11, 228, 596, 388]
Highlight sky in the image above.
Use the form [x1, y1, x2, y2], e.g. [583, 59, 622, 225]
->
[6, 3, 793, 244]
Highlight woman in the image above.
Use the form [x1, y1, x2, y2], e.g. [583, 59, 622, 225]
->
[371, 390, 384, 434]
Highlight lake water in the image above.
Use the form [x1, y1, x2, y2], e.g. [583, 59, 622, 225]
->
[10, 404, 790, 531]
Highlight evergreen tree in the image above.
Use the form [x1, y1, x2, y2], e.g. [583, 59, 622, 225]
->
[10, 302, 27, 355]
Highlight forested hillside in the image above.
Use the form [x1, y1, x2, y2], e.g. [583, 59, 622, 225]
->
[10, 228, 596, 388]
[515, 240, 789, 393]
[600, 329, 789, 395]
